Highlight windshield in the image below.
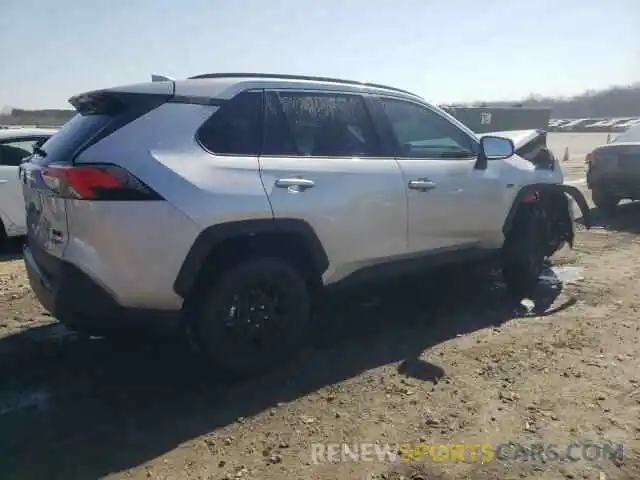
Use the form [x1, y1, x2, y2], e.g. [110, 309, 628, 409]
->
[613, 124, 640, 143]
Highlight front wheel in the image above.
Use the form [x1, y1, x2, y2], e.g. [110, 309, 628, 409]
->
[191, 256, 310, 379]
[502, 204, 546, 298]
[592, 188, 619, 212]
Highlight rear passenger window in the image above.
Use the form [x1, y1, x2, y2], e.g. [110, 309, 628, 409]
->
[198, 91, 263, 155]
[264, 91, 380, 157]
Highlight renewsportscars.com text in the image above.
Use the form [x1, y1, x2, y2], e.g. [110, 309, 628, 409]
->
[310, 442, 624, 464]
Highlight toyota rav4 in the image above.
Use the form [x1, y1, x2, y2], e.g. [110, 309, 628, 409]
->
[20, 73, 589, 376]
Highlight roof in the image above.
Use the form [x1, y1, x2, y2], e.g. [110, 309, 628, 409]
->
[188, 72, 421, 97]
[0, 127, 58, 140]
[174, 73, 424, 102]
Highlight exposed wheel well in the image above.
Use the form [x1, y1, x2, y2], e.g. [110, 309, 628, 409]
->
[503, 183, 589, 237]
[184, 231, 324, 308]
[503, 184, 581, 259]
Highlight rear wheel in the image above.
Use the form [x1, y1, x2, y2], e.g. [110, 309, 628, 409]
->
[502, 204, 546, 298]
[592, 188, 619, 212]
[191, 256, 310, 379]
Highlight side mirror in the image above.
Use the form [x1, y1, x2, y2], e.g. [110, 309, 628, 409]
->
[475, 135, 515, 170]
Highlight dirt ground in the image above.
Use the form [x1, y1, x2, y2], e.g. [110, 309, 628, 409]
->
[1, 133, 639, 480]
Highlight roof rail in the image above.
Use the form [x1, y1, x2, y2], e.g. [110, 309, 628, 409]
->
[187, 72, 422, 99]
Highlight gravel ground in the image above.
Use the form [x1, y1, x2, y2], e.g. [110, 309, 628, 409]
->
[1, 134, 639, 480]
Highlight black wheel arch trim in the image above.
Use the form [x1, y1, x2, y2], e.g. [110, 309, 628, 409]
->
[174, 218, 329, 298]
[502, 183, 591, 236]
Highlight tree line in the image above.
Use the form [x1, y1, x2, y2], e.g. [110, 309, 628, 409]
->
[470, 83, 640, 118]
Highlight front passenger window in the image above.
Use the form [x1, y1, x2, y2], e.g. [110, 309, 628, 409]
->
[380, 99, 477, 159]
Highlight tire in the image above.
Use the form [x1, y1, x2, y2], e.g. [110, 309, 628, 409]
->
[502, 204, 546, 298]
[592, 188, 619, 212]
[191, 256, 310, 379]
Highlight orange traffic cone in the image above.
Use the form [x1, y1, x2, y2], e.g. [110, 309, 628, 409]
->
[562, 147, 569, 162]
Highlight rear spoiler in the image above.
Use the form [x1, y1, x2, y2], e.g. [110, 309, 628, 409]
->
[68, 76, 175, 114]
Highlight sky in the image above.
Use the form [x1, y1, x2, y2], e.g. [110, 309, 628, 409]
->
[1, 0, 639, 109]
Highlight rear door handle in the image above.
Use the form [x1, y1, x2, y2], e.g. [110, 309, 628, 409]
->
[408, 179, 436, 191]
[275, 178, 315, 191]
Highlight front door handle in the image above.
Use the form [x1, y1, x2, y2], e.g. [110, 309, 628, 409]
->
[408, 178, 436, 191]
[275, 178, 315, 191]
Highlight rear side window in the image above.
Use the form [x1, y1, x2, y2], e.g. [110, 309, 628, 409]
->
[197, 91, 263, 155]
[34, 114, 111, 166]
[380, 98, 477, 159]
[264, 91, 380, 157]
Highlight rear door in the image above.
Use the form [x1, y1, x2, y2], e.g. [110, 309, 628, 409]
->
[0, 137, 47, 230]
[258, 90, 408, 283]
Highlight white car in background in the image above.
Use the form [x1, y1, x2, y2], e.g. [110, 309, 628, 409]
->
[0, 128, 57, 240]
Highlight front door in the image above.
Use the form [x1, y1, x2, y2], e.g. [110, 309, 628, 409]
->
[375, 97, 503, 253]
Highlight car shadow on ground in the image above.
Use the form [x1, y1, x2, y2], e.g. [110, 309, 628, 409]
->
[585, 200, 640, 233]
[0, 262, 574, 480]
[0, 237, 24, 262]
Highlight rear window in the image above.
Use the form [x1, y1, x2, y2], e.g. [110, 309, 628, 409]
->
[33, 90, 170, 166]
[33, 113, 111, 166]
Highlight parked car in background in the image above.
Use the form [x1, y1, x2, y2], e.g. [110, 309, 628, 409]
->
[20, 73, 589, 377]
[0, 128, 57, 240]
[586, 123, 640, 210]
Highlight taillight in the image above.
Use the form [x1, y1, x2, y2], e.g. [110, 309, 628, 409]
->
[41, 164, 163, 201]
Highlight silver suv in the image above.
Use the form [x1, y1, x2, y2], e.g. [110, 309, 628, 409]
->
[21, 73, 589, 376]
